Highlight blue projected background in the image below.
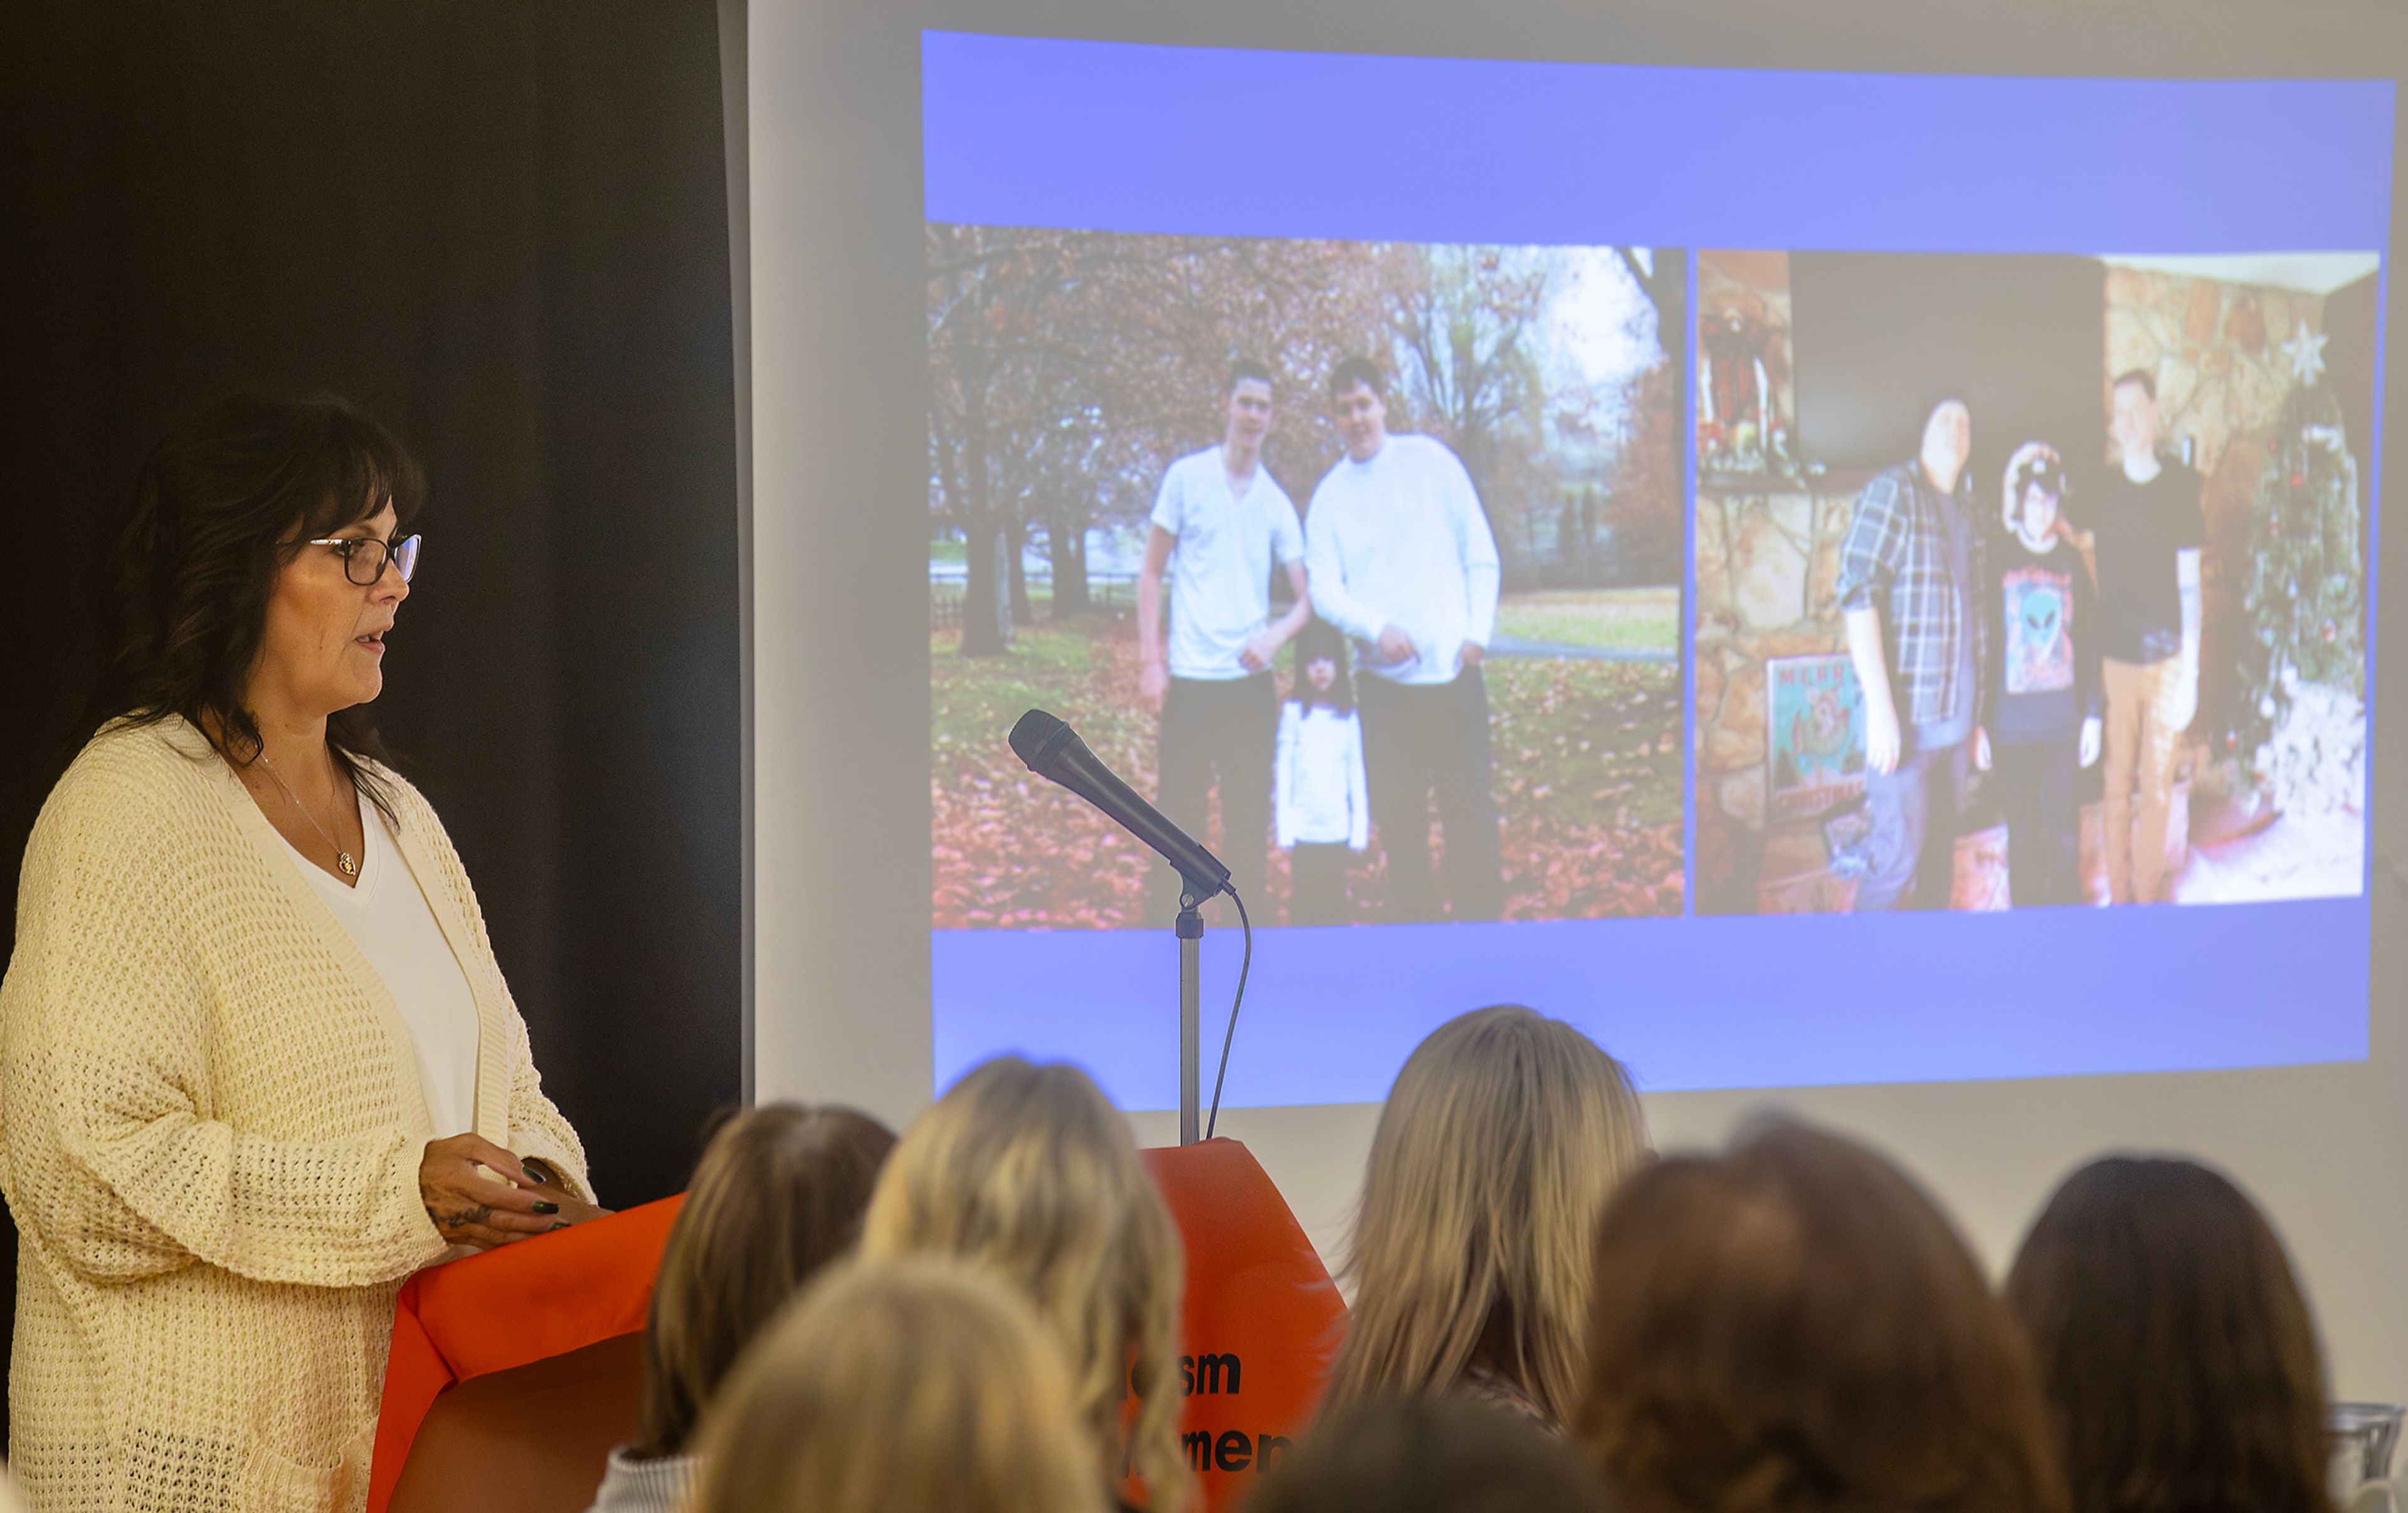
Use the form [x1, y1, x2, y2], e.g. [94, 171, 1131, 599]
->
[922, 31, 2390, 1110]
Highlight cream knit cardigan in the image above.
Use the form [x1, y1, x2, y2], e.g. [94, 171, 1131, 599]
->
[0, 718, 591, 1513]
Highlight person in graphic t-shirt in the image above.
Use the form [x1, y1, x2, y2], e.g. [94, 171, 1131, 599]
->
[1302, 356, 1504, 923]
[1274, 619, 1370, 927]
[2091, 368, 2205, 904]
[1138, 358, 1312, 913]
[1974, 442, 2102, 908]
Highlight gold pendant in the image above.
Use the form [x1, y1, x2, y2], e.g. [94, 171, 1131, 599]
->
[339, 851, 359, 878]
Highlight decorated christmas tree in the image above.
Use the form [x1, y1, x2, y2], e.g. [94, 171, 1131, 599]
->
[2233, 322, 2365, 802]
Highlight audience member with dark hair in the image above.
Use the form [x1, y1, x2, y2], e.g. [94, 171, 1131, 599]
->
[689, 1256, 1107, 1513]
[1247, 1396, 1611, 1513]
[586, 1102, 896, 1513]
[1324, 1006, 1648, 1430]
[1575, 1118, 2064, 1513]
[2006, 1157, 2328, 1513]
[862, 1057, 1190, 1512]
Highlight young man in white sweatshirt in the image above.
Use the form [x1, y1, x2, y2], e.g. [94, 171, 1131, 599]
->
[1302, 357, 1505, 921]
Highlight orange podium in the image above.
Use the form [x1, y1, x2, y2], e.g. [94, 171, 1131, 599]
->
[367, 1140, 1341, 1513]
[367, 1196, 684, 1513]
[1139, 1138, 1349, 1512]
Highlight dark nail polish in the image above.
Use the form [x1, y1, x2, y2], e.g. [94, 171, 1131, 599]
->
[522, 1162, 551, 1185]
[532, 1201, 558, 1215]
[549, 1222, 569, 1231]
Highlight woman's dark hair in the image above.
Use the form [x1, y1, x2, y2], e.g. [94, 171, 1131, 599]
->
[1251, 1395, 1610, 1513]
[1575, 1118, 2064, 1513]
[87, 393, 425, 819]
[2005, 1157, 2328, 1513]
[630, 1103, 899, 1458]
[1291, 618, 1356, 711]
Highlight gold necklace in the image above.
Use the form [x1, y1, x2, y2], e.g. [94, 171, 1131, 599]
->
[258, 751, 359, 878]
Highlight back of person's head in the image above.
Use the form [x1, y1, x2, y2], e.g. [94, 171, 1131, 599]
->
[1575, 1118, 2062, 1513]
[689, 1256, 1109, 1513]
[860, 1056, 1188, 1510]
[1248, 1396, 1611, 1513]
[630, 1102, 897, 1458]
[2005, 1156, 2327, 1513]
[1326, 1005, 1649, 1426]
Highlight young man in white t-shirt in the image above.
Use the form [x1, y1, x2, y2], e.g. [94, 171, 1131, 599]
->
[1138, 359, 1311, 913]
[1303, 357, 1504, 921]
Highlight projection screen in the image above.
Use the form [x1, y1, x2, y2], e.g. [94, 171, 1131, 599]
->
[747, 0, 2408, 1401]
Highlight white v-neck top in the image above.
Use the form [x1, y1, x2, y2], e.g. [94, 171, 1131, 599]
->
[280, 799, 482, 1137]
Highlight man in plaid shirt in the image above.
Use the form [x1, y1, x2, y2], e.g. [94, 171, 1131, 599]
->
[1836, 398, 1985, 910]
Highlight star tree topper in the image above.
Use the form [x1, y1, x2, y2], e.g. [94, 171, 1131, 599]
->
[2282, 322, 2329, 386]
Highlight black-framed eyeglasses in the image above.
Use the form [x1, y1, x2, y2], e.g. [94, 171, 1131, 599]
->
[302, 533, 421, 586]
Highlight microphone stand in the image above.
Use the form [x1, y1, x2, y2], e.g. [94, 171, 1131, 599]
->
[1005, 708, 1234, 1147]
[1177, 884, 1206, 1146]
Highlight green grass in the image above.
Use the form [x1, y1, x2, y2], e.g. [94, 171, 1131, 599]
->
[930, 618, 1153, 780]
[1494, 587, 1679, 652]
[931, 623, 1090, 759]
[929, 539, 968, 566]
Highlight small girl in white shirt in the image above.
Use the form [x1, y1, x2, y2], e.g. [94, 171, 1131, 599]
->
[1276, 620, 1370, 926]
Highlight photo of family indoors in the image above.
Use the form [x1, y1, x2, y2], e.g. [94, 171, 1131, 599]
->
[927, 228, 1686, 929]
[1692, 249, 2376, 915]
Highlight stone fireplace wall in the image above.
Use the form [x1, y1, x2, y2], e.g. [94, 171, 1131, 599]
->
[1693, 479, 1857, 912]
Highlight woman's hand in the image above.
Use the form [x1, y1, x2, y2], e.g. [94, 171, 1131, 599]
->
[419, 1134, 562, 1249]
[516, 1156, 613, 1230]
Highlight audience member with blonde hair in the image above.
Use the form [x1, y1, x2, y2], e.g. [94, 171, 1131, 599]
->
[2007, 1157, 2329, 1513]
[1324, 1004, 1649, 1430]
[585, 1103, 895, 1513]
[862, 1056, 1189, 1512]
[1574, 1118, 2063, 1513]
[689, 1256, 1109, 1513]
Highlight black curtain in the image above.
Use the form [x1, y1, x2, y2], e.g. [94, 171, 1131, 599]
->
[0, 0, 746, 1419]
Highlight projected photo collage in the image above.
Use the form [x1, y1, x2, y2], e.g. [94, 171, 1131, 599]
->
[1694, 250, 2375, 916]
[925, 238, 2377, 931]
[927, 230, 1685, 929]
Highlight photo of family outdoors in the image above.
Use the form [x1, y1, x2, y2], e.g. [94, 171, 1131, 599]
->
[927, 228, 1685, 929]
[1692, 249, 2377, 915]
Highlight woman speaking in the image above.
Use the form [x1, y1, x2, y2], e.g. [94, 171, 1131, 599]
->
[1, 396, 603, 1512]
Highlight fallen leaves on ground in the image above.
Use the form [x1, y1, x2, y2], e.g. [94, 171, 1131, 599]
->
[931, 617, 1687, 928]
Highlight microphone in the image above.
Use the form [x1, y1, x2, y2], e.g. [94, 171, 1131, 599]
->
[1008, 709, 1231, 899]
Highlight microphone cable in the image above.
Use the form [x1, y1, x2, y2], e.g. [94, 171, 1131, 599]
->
[1203, 886, 1252, 1140]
